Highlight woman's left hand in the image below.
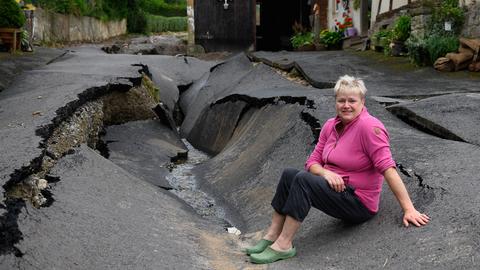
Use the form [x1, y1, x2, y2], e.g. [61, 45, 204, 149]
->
[403, 209, 430, 227]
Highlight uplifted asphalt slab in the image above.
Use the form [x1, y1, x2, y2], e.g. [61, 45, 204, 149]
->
[180, 53, 317, 142]
[250, 50, 480, 97]
[387, 92, 480, 146]
[0, 49, 213, 194]
[103, 119, 187, 189]
[0, 145, 220, 269]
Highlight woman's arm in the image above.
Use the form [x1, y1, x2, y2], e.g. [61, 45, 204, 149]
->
[383, 167, 430, 227]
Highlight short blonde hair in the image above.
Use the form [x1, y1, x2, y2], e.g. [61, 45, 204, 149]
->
[334, 75, 367, 98]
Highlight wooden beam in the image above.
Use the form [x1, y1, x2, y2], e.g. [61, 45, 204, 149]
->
[377, 0, 383, 17]
[389, 0, 393, 11]
[187, 0, 194, 45]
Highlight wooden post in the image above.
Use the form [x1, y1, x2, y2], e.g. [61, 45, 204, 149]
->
[377, 0, 382, 18]
[187, 0, 195, 46]
[13, 30, 17, 54]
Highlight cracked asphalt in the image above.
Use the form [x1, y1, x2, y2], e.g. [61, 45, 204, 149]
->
[1, 46, 479, 269]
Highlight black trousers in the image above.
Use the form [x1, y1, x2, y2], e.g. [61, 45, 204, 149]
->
[271, 168, 374, 223]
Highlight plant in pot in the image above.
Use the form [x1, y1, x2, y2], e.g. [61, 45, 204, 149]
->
[290, 22, 315, 51]
[290, 32, 315, 51]
[390, 15, 411, 56]
[0, 0, 26, 52]
[319, 30, 343, 50]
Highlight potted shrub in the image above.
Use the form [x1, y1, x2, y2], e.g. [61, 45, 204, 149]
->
[0, 0, 26, 52]
[390, 15, 411, 56]
[290, 31, 315, 51]
[319, 30, 343, 50]
[372, 29, 393, 52]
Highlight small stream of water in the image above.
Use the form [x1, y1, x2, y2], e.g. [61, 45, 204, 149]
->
[166, 139, 230, 226]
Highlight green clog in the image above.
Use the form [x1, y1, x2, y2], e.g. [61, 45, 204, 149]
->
[250, 246, 297, 264]
[244, 239, 273, 255]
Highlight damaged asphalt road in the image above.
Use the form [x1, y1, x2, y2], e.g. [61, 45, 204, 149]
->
[1, 48, 480, 269]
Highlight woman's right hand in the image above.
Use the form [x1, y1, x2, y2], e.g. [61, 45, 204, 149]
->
[310, 164, 345, 192]
[322, 169, 345, 192]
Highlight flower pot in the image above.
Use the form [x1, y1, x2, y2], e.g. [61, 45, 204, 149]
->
[346, 27, 357, 37]
[315, 43, 326, 51]
[295, 44, 316, 51]
[390, 41, 407, 56]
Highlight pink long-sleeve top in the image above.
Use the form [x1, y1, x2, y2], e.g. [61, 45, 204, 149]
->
[305, 107, 396, 213]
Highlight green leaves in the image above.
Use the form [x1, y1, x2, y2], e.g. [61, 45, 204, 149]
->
[392, 15, 411, 42]
[0, 0, 26, 28]
[290, 32, 314, 49]
[319, 30, 343, 49]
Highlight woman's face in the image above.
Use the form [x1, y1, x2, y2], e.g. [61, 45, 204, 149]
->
[335, 90, 365, 124]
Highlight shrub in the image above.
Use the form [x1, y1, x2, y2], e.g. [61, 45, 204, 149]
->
[425, 34, 459, 64]
[372, 29, 394, 55]
[128, 9, 148, 33]
[428, 0, 465, 36]
[0, 0, 26, 28]
[146, 14, 187, 33]
[319, 30, 343, 49]
[392, 15, 411, 42]
[290, 32, 314, 48]
[406, 36, 429, 66]
[36, 0, 88, 15]
[406, 35, 459, 66]
[141, 0, 187, 17]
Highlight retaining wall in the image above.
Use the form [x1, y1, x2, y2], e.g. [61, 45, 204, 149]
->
[33, 8, 126, 43]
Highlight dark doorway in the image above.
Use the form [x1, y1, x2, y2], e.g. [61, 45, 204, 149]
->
[195, 0, 255, 52]
[256, 0, 311, 51]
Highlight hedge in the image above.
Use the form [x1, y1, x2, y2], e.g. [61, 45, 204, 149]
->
[146, 14, 187, 33]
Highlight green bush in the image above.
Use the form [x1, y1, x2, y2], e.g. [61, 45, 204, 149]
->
[406, 36, 429, 66]
[127, 9, 148, 33]
[146, 14, 187, 33]
[392, 15, 411, 42]
[36, 0, 88, 15]
[290, 32, 314, 48]
[406, 35, 459, 66]
[428, 0, 465, 36]
[425, 35, 459, 64]
[319, 30, 343, 49]
[0, 0, 26, 28]
[141, 0, 187, 17]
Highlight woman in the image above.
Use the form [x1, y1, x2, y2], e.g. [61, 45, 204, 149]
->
[246, 75, 430, 264]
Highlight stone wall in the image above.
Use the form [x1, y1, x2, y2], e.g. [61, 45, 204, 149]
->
[462, 2, 480, 38]
[410, 14, 431, 39]
[33, 8, 126, 43]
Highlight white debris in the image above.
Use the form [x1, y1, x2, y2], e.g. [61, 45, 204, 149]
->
[37, 178, 48, 190]
[226, 227, 241, 236]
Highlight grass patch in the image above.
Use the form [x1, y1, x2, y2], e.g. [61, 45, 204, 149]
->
[146, 14, 187, 33]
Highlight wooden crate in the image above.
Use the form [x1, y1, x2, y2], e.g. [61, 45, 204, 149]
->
[0, 28, 22, 54]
